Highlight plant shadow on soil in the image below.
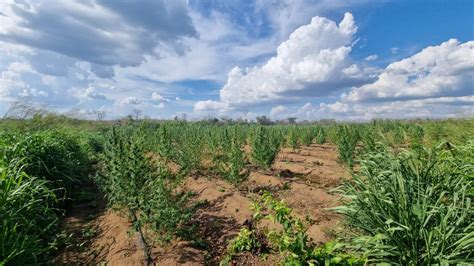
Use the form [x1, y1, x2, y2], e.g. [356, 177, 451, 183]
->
[53, 180, 110, 264]
[54, 143, 349, 265]
[183, 193, 243, 264]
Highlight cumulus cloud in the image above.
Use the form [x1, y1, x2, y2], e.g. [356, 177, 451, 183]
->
[269, 105, 288, 118]
[299, 39, 474, 120]
[365, 54, 378, 61]
[151, 92, 169, 102]
[83, 87, 107, 100]
[0, 0, 197, 67]
[115, 96, 142, 106]
[320, 101, 351, 114]
[0, 0, 199, 117]
[0, 59, 85, 114]
[343, 39, 474, 103]
[195, 13, 375, 110]
[194, 100, 229, 112]
[261, 39, 474, 121]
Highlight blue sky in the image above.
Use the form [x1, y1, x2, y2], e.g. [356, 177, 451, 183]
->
[0, 0, 472, 120]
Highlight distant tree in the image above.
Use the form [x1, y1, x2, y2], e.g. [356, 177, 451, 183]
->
[96, 110, 106, 121]
[287, 117, 297, 124]
[132, 108, 142, 120]
[256, 115, 273, 125]
[209, 117, 219, 124]
[220, 116, 233, 124]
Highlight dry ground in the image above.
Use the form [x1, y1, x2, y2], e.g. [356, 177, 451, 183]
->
[55, 143, 350, 265]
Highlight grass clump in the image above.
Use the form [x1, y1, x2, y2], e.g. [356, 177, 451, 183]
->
[334, 142, 474, 264]
[0, 129, 95, 264]
[0, 161, 59, 265]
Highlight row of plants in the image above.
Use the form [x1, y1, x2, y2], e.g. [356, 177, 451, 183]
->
[0, 130, 97, 265]
[95, 126, 197, 262]
[1, 116, 472, 264]
[223, 141, 473, 264]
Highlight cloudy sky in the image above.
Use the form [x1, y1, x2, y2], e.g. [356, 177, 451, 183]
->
[0, 0, 473, 120]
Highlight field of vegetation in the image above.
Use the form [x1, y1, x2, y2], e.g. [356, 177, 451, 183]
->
[0, 115, 472, 265]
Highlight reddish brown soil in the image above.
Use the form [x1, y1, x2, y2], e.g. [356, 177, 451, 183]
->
[55, 143, 348, 265]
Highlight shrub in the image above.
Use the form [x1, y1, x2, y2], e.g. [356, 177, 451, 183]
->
[334, 125, 360, 167]
[97, 126, 194, 243]
[250, 127, 281, 169]
[287, 129, 301, 152]
[219, 135, 248, 184]
[315, 127, 326, 144]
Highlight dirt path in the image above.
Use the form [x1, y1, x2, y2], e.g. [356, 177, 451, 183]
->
[56, 143, 348, 265]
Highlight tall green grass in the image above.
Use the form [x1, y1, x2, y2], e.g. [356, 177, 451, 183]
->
[0, 129, 96, 264]
[334, 142, 474, 264]
[0, 160, 59, 265]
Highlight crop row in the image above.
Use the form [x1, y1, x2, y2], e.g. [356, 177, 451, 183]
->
[0, 118, 472, 264]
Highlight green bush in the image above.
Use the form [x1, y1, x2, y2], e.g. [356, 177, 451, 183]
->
[287, 128, 301, 152]
[97, 126, 194, 243]
[315, 127, 326, 144]
[219, 135, 248, 184]
[250, 127, 281, 169]
[334, 125, 360, 167]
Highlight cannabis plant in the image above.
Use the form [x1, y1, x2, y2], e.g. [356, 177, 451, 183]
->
[250, 127, 281, 169]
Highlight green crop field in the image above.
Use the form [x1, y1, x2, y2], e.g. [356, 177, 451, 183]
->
[0, 115, 472, 265]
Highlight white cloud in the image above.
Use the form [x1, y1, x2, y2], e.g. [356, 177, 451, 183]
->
[195, 12, 375, 111]
[270, 105, 288, 118]
[83, 87, 107, 100]
[115, 96, 142, 106]
[151, 92, 168, 101]
[0, 0, 197, 67]
[365, 54, 378, 61]
[343, 39, 474, 103]
[320, 101, 350, 113]
[194, 100, 229, 112]
[300, 40, 474, 121]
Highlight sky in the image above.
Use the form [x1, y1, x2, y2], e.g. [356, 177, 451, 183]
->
[0, 0, 473, 121]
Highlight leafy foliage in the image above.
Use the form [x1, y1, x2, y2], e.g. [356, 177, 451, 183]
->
[334, 125, 360, 167]
[223, 192, 365, 265]
[334, 142, 474, 264]
[0, 130, 95, 264]
[97, 126, 194, 243]
[287, 128, 301, 152]
[219, 134, 248, 184]
[251, 127, 281, 169]
[0, 161, 58, 265]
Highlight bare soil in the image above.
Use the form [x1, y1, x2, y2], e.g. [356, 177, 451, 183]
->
[55, 143, 348, 265]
